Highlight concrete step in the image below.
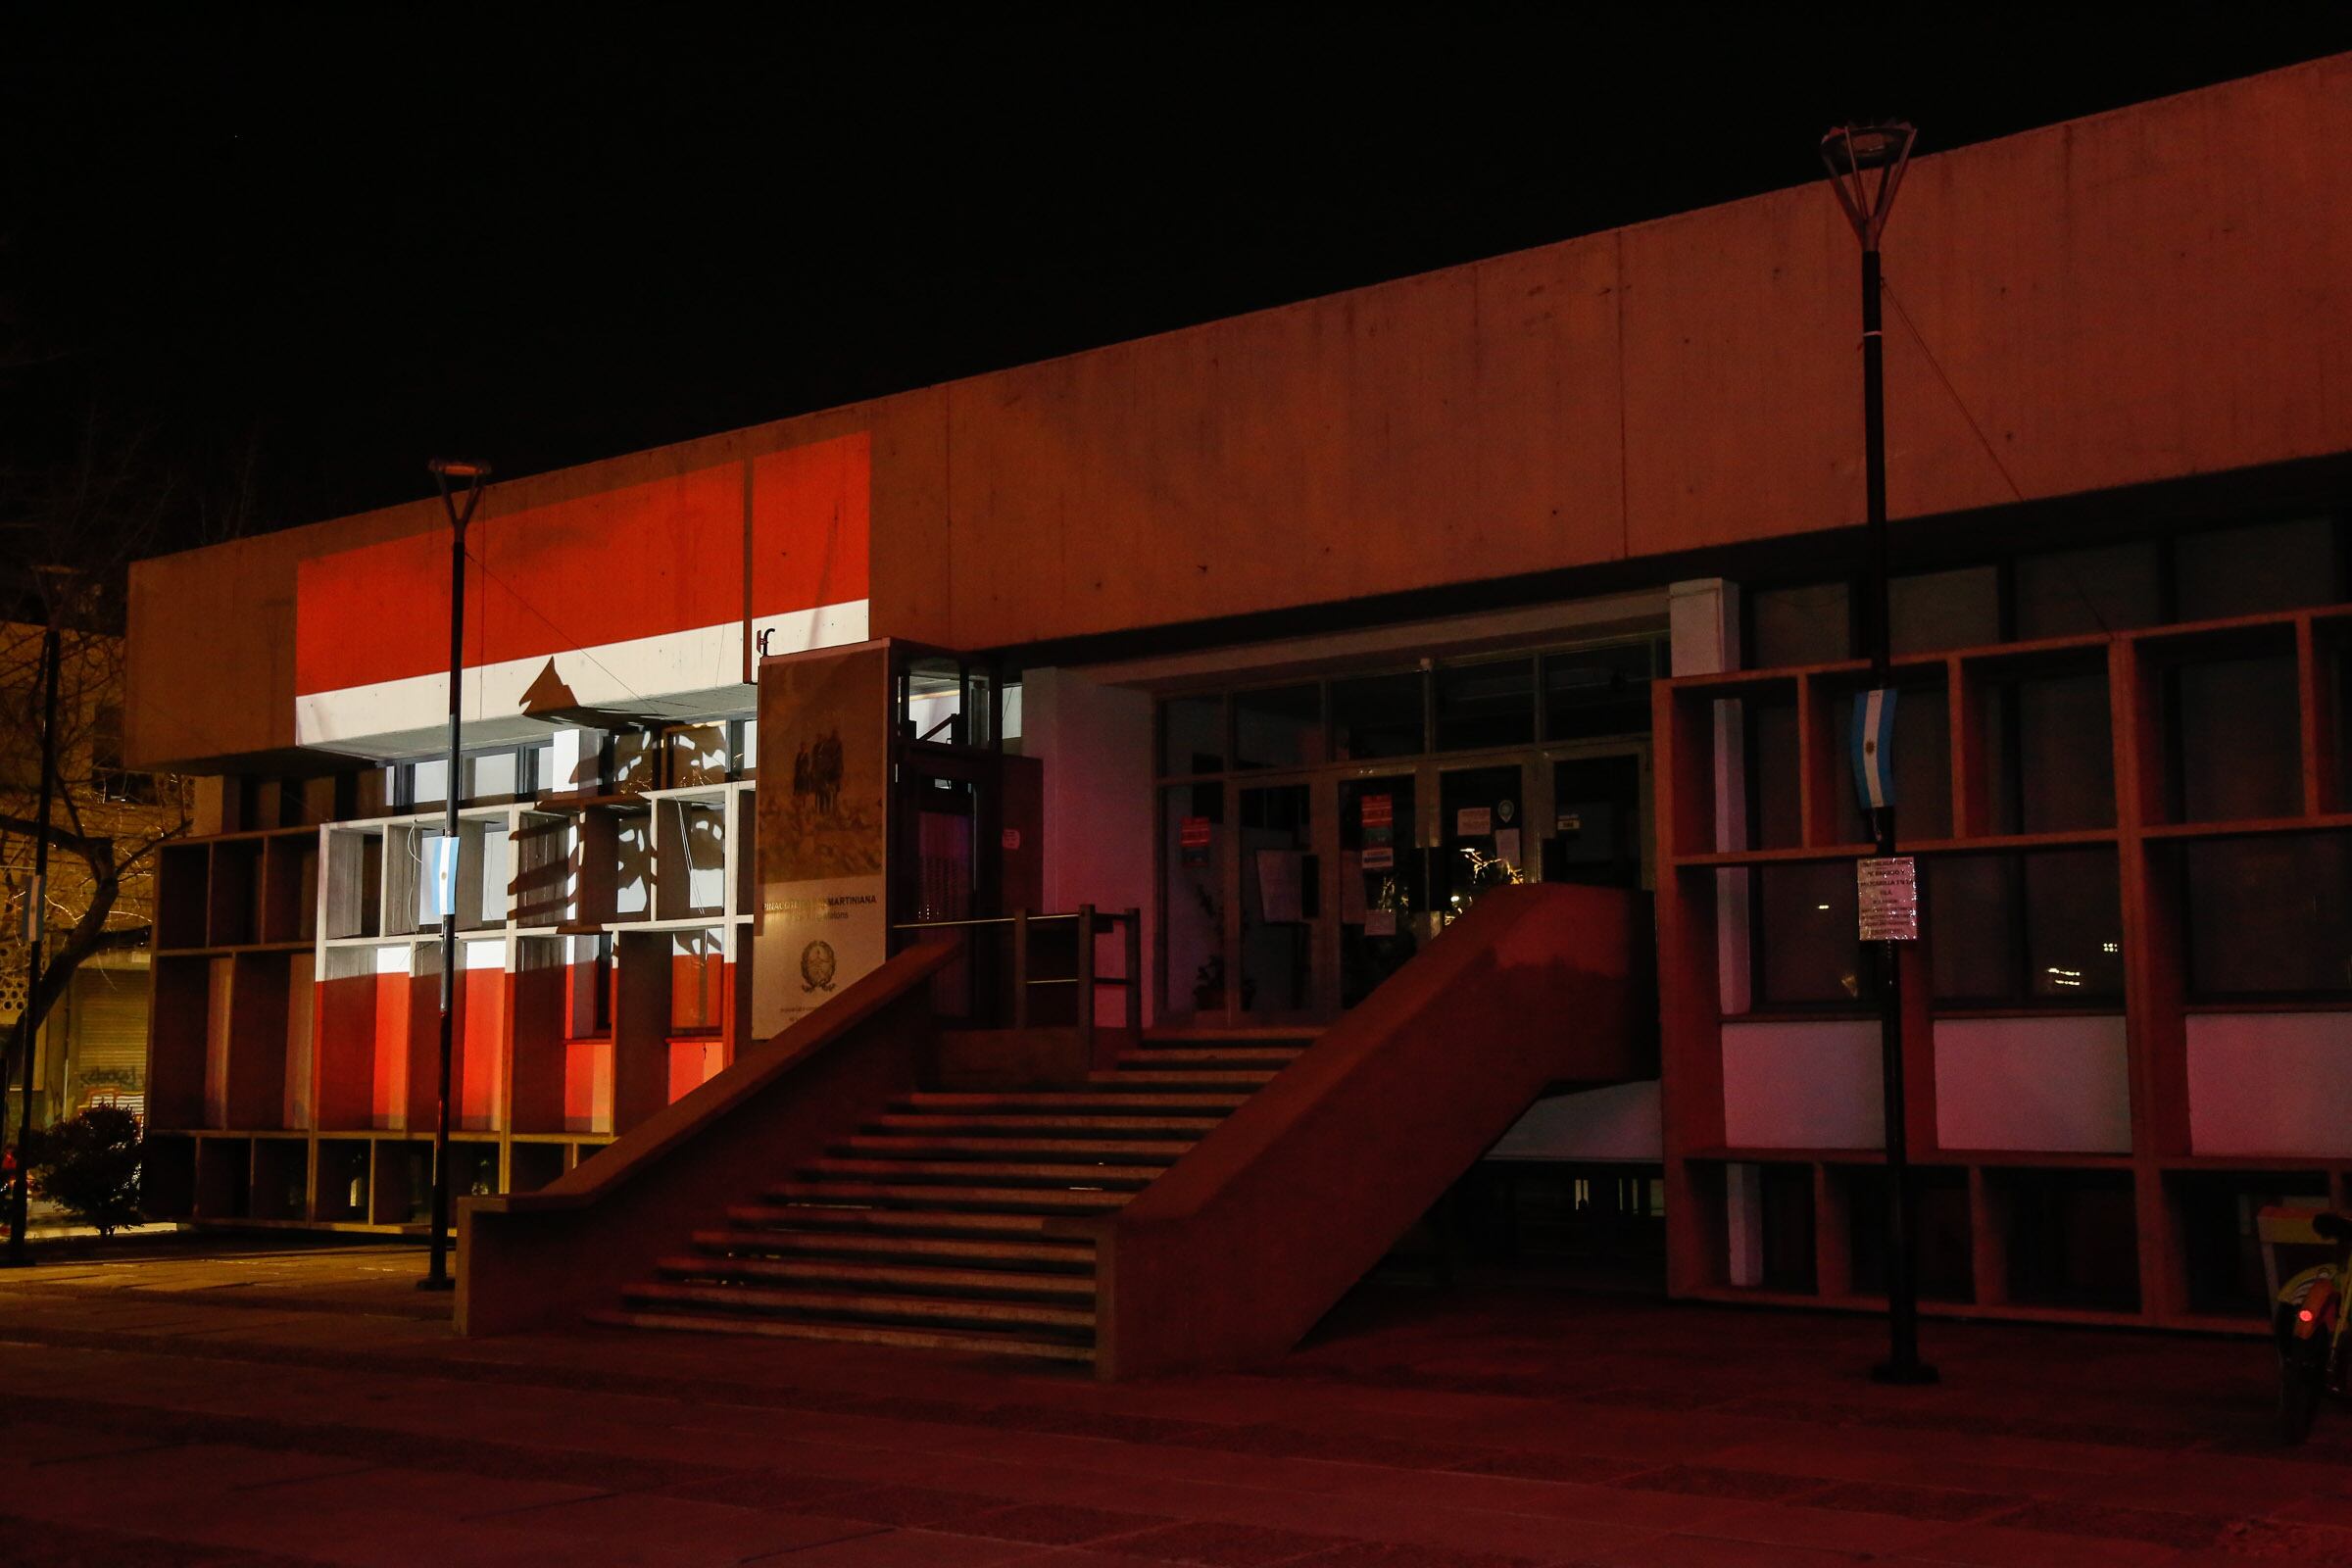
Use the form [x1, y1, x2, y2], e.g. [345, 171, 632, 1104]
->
[1140, 1026, 1322, 1046]
[722, 1202, 1068, 1236]
[798, 1157, 1163, 1188]
[1087, 1069, 1279, 1089]
[591, 1309, 1094, 1363]
[691, 1228, 1095, 1270]
[658, 1254, 1095, 1298]
[866, 1111, 1225, 1137]
[767, 1180, 1133, 1212]
[897, 1091, 1250, 1113]
[1113, 1048, 1301, 1066]
[832, 1134, 1199, 1162]
[621, 1279, 1096, 1333]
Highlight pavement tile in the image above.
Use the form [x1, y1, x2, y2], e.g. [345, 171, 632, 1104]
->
[793, 1484, 1025, 1527]
[2204, 1516, 2352, 1563]
[470, 1490, 878, 1557]
[1991, 1498, 2231, 1549]
[1282, 1544, 1556, 1567]
[661, 1467, 881, 1510]
[1891, 1519, 2192, 1566]
[1575, 1535, 1870, 1567]
[948, 1501, 1184, 1545]
[1093, 1519, 1356, 1564]
[239, 1460, 609, 1517]
[743, 1528, 1041, 1565]
[1443, 1449, 1644, 1485]
[1802, 1480, 2016, 1523]
[0, 1509, 322, 1567]
[1617, 1464, 1832, 1503]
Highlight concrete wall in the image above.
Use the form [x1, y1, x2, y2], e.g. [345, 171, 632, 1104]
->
[129, 55, 2352, 770]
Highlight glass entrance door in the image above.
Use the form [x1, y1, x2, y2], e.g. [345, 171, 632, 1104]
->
[1544, 750, 1648, 889]
[1237, 781, 1317, 1018]
[1431, 761, 1530, 930]
[1338, 773, 1420, 1007]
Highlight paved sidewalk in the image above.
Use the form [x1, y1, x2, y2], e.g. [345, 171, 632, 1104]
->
[0, 1244, 2346, 1565]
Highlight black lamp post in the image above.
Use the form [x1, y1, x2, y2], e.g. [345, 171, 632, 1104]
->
[1821, 121, 1936, 1385]
[418, 458, 489, 1292]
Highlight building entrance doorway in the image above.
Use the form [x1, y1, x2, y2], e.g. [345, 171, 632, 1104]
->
[1164, 738, 1652, 1027]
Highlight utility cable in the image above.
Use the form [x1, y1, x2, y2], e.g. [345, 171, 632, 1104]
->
[1882, 273, 2115, 639]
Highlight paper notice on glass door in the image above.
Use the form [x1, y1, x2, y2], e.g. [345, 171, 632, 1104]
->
[1364, 908, 1396, 938]
[1494, 827, 1521, 866]
[1456, 807, 1492, 837]
[1254, 849, 1305, 922]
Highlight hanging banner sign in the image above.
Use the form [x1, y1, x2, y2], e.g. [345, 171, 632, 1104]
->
[1179, 814, 1212, 868]
[1361, 845, 1395, 871]
[1359, 793, 1393, 830]
[1851, 686, 1898, 810]
[1857, 856, 1919, 942]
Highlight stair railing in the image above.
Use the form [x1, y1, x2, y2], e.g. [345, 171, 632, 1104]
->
[891, 905, 1142, 1056]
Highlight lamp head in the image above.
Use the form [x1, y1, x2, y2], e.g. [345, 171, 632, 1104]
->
[1820, 121, 1917, 249]
[426, 458, 493, 480]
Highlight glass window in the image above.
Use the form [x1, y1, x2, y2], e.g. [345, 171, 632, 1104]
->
[1756, 861, 1869, 1005]
[2170, 651, 2301, 822]
[1927, 850, 2121, 1003]
[1747, 695, 1801, 851]
[1233, 686, 1322, 770]
[1544, 642, 1657, 740]
[2175, 518, 2342, 622]
[1928, 856, 2018, 1003]
[1890, 565, 2001, 656]
[1984, 669, 2116, 834]
[1160, 696, 1225, 775]
[2016, 542, 2162, 639]
[1331, 671, 1423, 760]
[1752, 583, 1850, 669]
[2184, 834, 2352, 997]
[1433, 658, 1533, 752]
[2023, 849, 2124, 1000]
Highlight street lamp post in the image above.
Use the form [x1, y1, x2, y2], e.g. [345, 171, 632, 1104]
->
[419, 458, 490, 1293]
[1820, 122, 1936, 1385]
[2, 616, 62, 1267]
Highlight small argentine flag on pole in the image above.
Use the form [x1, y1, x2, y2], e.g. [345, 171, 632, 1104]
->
[1852, 686, 1897, 811]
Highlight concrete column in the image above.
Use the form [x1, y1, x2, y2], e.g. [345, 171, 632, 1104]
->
[1016, 668, 1156, 1027]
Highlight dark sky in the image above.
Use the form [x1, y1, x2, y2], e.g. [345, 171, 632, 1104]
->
[6, 11, 2350, 555]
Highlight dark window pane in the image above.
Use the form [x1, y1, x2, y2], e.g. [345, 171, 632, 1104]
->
[1748, 696, 1800, 851]
[1544, 641, 1657, 740]
[2016, 542, 2162, 639]
[2023, 849, 2124, 1000]
[1331, 671, 1423, 760]
[1929, 856, 2020, 1003]
[1831, 684, 1950, 840]
[2010, 669, 2116, 833]
[1757, 861, 1869, 1004]
[1891, 566, 2000, 656]
[2175, 517, 2342, 622]
[1433, 659, 1533, 752]
[1160, 696, 1224, 775]
[1753, 583, 1849, 668]
[2184, 834, 2352, 997]
[2171, 653, 2301, 822]
[1233, 685, 1322, 770]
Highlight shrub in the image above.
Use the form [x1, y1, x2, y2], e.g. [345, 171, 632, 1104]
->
[24, 1105, 144, 1237]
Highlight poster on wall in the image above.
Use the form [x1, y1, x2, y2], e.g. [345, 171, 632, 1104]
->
[754, 640, 891, 1037]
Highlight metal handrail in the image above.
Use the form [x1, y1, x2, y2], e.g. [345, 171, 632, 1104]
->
[894, 904, 1144, 1049]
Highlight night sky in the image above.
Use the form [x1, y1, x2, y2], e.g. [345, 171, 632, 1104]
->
[6, 12, 2349, 561]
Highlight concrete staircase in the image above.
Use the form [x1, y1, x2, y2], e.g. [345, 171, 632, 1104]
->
[595, 1027, 1314, 1362]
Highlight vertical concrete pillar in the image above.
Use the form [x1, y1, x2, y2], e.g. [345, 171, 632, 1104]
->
[1018, 669, 1156, 1028]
